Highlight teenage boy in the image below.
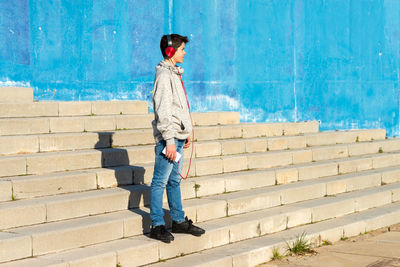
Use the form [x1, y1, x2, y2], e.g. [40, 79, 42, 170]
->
[149, 34, 205, 243]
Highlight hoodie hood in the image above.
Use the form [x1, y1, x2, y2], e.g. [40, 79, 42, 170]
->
[156, 60, 184, 75]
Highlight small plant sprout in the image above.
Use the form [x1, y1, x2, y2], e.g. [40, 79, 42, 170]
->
[322, 240, 332, 246]
[378, 147, 383, 153]
[356, 136, 359, 142]
[286, 232, 314, 255]
[340, 236, 348, 241]
[194, 184, 201, 193]
[271, 246, 284, 260]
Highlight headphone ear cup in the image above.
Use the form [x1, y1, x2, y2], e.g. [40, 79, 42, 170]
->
[165, 47, 176, 58]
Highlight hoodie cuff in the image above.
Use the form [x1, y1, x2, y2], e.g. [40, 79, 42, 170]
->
[166, 138, 175, 146]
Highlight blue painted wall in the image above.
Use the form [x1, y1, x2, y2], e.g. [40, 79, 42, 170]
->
[0, 0, 399, 136]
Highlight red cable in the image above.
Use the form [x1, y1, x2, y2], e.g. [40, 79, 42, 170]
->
[176, 68, 194, 180]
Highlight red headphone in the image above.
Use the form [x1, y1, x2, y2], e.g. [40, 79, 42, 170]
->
[165, 35, 176, 58]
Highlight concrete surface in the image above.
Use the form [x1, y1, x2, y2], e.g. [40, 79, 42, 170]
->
[259, 223, 400, 267]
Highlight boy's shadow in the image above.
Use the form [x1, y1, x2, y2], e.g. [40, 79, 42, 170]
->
[95, 131, 164, 234]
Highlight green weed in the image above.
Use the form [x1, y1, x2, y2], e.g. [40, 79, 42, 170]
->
[194, 184, 201, 193]
[271, 246, 284, 260]
[286, 232, 314, 255]
[322, 240, 332, 246]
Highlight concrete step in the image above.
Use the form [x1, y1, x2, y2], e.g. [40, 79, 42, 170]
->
[0, 101, 149, 118]
[190, 151, 400, 198]
[2, 146, 400, 202]
[0, 136, 398, 180]
[133, 147, 400, 186]
[1, 185, 398, 265]
[0, 87, 33, 103]
[0, 111, 240, 136]
[201, 167, 399, 216]
[145, 201, 400, 267]
[0, 114, 153, 136]
[0, 121, 323, 156]
[2, 157, 400, 232]
[137, 137, 400, 180]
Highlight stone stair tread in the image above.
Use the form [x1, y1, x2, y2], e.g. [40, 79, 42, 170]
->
[0, 121, 317, 136]
[0, 113, 153, 121]
[2, 147, 400, 203]
[1, 135, 394, 164]
[0, 113, 143, 121]
[205, 166, 386, 200]
[0, 121, 325, 156]
[0, 111, 241, 128]
[199, 165, 400, 215]
[0, 100, 149, 118]
[0, 126, 311, 157]
[144, 201, 400, 267]
[0, 114, 155, 136]
[0, 187, 132, 229]
[0, 87, 33, 104]
[2, 188, 399, 266]
[2, 158, 400, 232]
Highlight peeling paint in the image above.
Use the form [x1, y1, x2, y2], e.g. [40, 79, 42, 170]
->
[0, 80, 30, 87]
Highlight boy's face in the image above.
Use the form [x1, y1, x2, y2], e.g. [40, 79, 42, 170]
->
[172, 42, 186, 64]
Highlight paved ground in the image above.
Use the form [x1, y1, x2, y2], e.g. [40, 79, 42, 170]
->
[259, 223, 400, 267]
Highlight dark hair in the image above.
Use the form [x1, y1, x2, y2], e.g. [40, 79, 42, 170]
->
[160, 34, 189, 58]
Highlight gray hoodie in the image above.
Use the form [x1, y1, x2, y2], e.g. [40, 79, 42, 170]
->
[152, 61, 192, 145]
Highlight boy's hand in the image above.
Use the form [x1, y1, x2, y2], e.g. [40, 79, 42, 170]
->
[166, 144, 177, 161]
[184, 137, 191, 149]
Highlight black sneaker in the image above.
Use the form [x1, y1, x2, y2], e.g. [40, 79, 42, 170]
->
[149, 225, 174, 243]
[172, 217, 205, 236]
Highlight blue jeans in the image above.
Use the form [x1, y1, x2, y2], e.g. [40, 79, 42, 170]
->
[150, 138, 185, 227]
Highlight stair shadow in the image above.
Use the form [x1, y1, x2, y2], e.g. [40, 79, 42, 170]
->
[95, 132, 150, 222]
